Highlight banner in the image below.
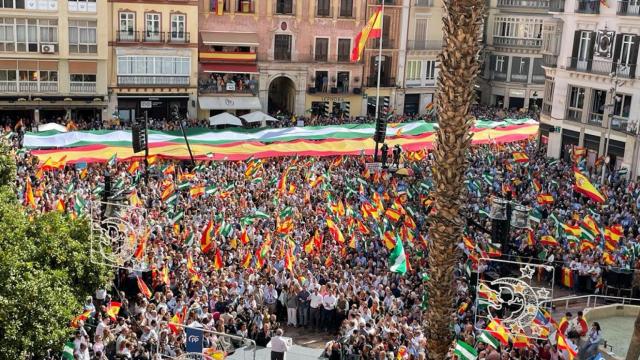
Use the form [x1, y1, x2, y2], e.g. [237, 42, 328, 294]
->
[185, 326, 203, 353]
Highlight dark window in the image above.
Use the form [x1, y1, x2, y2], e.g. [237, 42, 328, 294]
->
[339, 0, 353, 17]
[274, 34, 292, 60]
[315, 38, 328, 61]
[237, 0, 253, 12]
[276, 0, 293, 14]
[337, 39, 351, 62]
[317, 0, 330, 16]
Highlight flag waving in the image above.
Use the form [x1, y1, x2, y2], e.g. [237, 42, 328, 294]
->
[573, 169, 605, 203]
[351, 6, 383, 62]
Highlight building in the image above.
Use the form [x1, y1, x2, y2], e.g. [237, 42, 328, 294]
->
[197, 0, 368, 120]
[540, 0, 640, 176]
[397, 0, 442, 116]
[107, 0, 199, 124]
[0, 0, 108, 126]
[477, 0, 551, 111]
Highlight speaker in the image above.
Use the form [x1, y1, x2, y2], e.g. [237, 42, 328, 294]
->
[373, 116, 387, 143]
[132, 124, 147, 153]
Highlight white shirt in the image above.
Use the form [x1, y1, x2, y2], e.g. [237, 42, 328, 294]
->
[309, 293, 323, 308]
[322, 294, 337, 310]
[271, 335, 291, 353]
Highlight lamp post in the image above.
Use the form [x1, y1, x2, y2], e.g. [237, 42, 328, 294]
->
[601, 64, 627, 184]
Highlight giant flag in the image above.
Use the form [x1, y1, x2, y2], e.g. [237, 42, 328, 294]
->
[351, 6, 382, 62]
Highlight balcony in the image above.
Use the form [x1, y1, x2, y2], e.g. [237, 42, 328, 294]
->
[0, 81, 17, 92]
[566, 57, 634, 79]
[550, 0, 565, 10]
[611, 116, 630, 131]
[370, 38, 395, 49]
[369, 0, 397, 4]
[511, 74, 529, 83]
[18, 82, 58, 92]
[575, 0, 599, 13]
[200, 51, 257, 62]
[117, 76, 189, 86]
[168, 32, 190, 44]
[143, 31, 165, 43]
[366, 76, 395, 87]
[567, 109, 582, 122]
[532, 74, 546, 83]
[491, 72, 508, 81]
[415, 0, 434, 6]
[543, 54, 558, 68]
[407, 40, 442, 50]
[117, 30, 139, 42]
[617, 0, 640, 15]
[588, 112, 603, 126]
[308, 84, 351, 94]
[70, 82, 96, 93]
[493, 37, 542, 48]
[497, 0, 549, 8]
[199, 77, 259, 95]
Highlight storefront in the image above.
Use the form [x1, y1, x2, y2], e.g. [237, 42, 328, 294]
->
[0, 96, 107, 128]
[305, 94, 363, 118]
[116, 95, 189, 125]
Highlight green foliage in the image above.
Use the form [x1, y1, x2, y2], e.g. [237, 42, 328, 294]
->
[0, 145, 112, 358]
[0, 144, 17, 189]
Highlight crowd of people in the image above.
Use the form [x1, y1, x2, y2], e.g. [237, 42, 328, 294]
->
[9, 103, 634, 360]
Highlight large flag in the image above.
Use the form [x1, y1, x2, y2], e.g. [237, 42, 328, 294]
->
[574, 169, 605, 203]
[350, 6, 383, 62]
[389, 235, 407, 275]
[136, 276, 152, 299]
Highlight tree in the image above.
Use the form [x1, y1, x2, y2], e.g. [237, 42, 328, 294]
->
[425, 0, 485, 358]
[0, 144, 111, 358]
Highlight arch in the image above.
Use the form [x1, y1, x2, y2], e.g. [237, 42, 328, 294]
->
[268, 75, 296, 115]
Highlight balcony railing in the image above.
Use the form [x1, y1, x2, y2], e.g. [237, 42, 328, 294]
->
[415, 0, 434, 6]
[370, 38, 395, 49]
[497, 0, 549, 8]
[532, 74, 546, 83]
[550, 0, 565, 10]
[617, 0, 640, 15]
[366, 76, 395, 87]
[17, 82, 58, 92]
[168, 32, 190, 44]
[308, 85, 351, 94]
[143, 31, 165, 43]
[611, 116, 630, 131]
[493, 37, 543, 48]
[117, 76, 189, 86]
[199, 78, 259, 95]
[566, 57, 634, 79]
[510, 74, 529, 83]
[491, 72, 508, 81]
[543, 54, 558, 68]
[588, 112, 603, 126]
[567, 109, 583, 122]
[407, 40, 442, 50]
[575, 0, 599, 13]
[117, 30, 139, 42]
[0, 81, 17, 92]
[369, 0, 397, 4]
[70, 82, 96, 93]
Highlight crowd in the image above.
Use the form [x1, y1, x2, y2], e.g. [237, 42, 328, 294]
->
[9, 104, 634, 359]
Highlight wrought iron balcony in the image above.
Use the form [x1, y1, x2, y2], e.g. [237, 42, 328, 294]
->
[575, 0, 599, 13]
[117, 76, 189, 86]
[566, 57, 634, 79]
[543, 54, 558, 68]
[497, 0, 549, 8]
[70, 82, 97, 93]
[117, 30, 139, 42]
[617, 0, 640, 15]
[168, 32, 190, 44]
[143, 31, 165, 43]
[566, 109, 583, 122]
[611, 116, 630, 131]
[493, 37, 542, 48]
[588, 112, 603, 126]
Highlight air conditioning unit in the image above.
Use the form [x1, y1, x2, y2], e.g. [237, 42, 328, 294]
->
[40, 44, 55, 54]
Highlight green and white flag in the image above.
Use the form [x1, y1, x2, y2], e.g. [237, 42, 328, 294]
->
[280, 206, 294, 219]
[482, 173, 494, 186]
[579, 223, 596, 242]
[62, 341, 74, 360]
[253, 210, 270, 219]
[107, 153, 117, 167]
[529, 208, 542, 223]
[185, 232, 195, 247]
[92, 185, 104, 195]
[477, 330, 500, 349]
[170, 210, 184, 224]
[454, 340, 478, 360]
[549, 213, 562, 226]
[66, 182, 74, 193]
[178, 181, 190, 190]
[389, 236, 407, 275]
[219, 222, 233, 237]
[479, 209, 490, 218]
[164, 193, 178, 205]
[252, 177, 264, 184]
[74, 194, 86, 215]
[205, 186, 216, 195]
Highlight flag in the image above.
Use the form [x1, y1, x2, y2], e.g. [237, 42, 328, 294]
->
[561, 267, 573, 288]
[107, 153, 117, 167]
[486, 319, 510, 345]
[574, 170, 605, 203]
[453, 340, 478, 360]
[201, 220, 214, 253]
[457, 302, 468, 315]
[127, 161, 140, 174]
[389, 236, 407, 275]
[62, 342, 75, 360]
[526, 229, 535, 247]
[105, 301, 121, 320]
[477, 330, 501, 349]
[70, 309, 92, 328]
[133, 231, 148, 260]
[214, 0, 224, 15]
[579, 222, 597, 242]
[241, 252, 252, 269]
[385, 208, 402, 222]
[213, 248, 223, 270]
[284, 246, 294, 272]
[557, 332, 578, 359]
[351, 6, 383, 62]
[162, 266, 170, 285]
[55, 198, 65, 212]
[24, 178, 35, 208]
[532, 179, 542, 193]
[326, 218, 345, 244]
[240, 228, 250, 245]
[512, 152, 529, 163]
[540, 235, 558, 247]
[163, 163, 176, 175]
[382, 231, 396, 249]
[190, 185, 205, 198]
[537, 193, 554, 205]
[512, 334, 531, 349]
[137, 276, 152, 299]
[580, 240, 595, 252]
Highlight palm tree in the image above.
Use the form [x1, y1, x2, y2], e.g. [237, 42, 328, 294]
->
[425, 0, 485, 357]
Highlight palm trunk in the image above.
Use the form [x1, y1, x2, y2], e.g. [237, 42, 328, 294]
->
[626, 310, 640, 360]
[425, 0, 485, 358]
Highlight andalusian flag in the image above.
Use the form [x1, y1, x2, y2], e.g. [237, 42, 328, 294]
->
[453, 340, 478, 360]
[62, 342, 75, 360]
[574, 169, 605, 203]
[107, 153, 117, 167]
[351, 6, 382, 62]
[389, 236, 407, 275]
[477, 330, 501, 349]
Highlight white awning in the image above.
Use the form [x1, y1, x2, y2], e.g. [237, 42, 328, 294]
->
[200, 32, 259, 46]
[240, 111, 278, 124]
[38, 123, 68, 132]
[199, 96, 261, 110]
[209, 112, 243, 127]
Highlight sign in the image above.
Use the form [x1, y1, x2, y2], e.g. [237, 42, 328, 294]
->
[140, 101, 152, 109]
[185, 327, 203, 353]
[365, 162, 382, 171]
[321, 96, 346, 102]
[226, 82, 236, 91]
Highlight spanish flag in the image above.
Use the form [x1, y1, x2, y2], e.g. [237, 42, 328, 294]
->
[385, 208, 402, 222]
[55, 198, 65, 212]
[190, 185, 205, 198]
[127, 161, 140, 175]
[526, 229, 535, 247]
[326, 218, 345, 244]
[557, 332, 578, 359]
[105, 301, 121, 320]
[240, 228, 250, 245]
[24, 178, 35, 208]
[537, 193, 554, 205]
[241, 252, 252, 269]
[512, 152, 529, 163]
[486, 319, 510, 345]
[382, 231, 396, 249]
[351, 6, 383, 62]
[573, 169, 605, 203]
[136, 276, 152, 299]
[213, 248, 223, 271]
[540, 235, 558, 247]
[561, 267, 573, 288]
[200, 219, 214, 253]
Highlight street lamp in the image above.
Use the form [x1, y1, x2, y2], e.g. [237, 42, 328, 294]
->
[601, 64, 628, 184]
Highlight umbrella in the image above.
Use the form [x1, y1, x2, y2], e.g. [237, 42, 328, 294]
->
[209, 113, 242, 127]
[240, 111, 278, 124]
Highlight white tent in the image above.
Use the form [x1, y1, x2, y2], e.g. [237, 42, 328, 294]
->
[240, 111, 278, 124]
[38, 122, 68, 132]
[209, 112, 243, 127]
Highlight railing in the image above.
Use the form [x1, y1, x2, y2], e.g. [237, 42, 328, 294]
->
[168, 32, 190, 44]
[70, 81, 96, 93]
[116, 30, 139, 42]
[308, 85, 351, 94]
[532, 74, 546, 83]
[541, 294, 636, 310]
[497, 0, 550, 8]
[493, 37, 543, 48]
[143, 31, 165, 43]
[575, 0, 600, 13]
[550, 0, 565, 10]
[611, 116, 630, 131]
[618, 0, 640, 15]
[407, 40, 442, 50]
[370, 38, 395, 49]
[510, 73, 529, 83]
[274, 50, 291, 61]
[200, 51, 257, 62]
[15, 81, 58, 92]
[567, 109, 583, 122]
[366, 76, 395, 87]
[491, 72, 508, 81]
[415, 0, 434, 6]
[588, 112, 604, 126]
[543, 54, 558, 68]
[199, 79, 259, 95]
[117, 75, 189, 86]
[0, 81, 17, 92]
[566, 57, 634, 79]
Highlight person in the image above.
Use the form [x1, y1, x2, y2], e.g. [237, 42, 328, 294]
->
[255, 323, 272, 347]
[270, 328, 291, 360]
[580, 322, 602, 360]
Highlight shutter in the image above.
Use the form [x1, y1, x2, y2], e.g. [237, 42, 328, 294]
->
[490, 55, 496, 73]
[612, 34, 622, 74]
[587, 31, 596, 71]
[571, 31, 581, 69]
[629, 35, 640, 78]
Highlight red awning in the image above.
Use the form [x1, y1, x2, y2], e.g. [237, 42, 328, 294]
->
[201, 63, 258, 74]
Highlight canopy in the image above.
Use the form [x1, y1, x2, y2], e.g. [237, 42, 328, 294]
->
[209, 113, 242, 127]
[199, 96, 262, 110]
[38, 123, 68, 133]
[240, 111, 278, 124]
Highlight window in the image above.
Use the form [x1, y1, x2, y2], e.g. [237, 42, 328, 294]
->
[613, 94, 632, 119]
[275, 0, 293, 14]
[495, 55, 505, 72]
[0, 69, 16, 81]
[315, 38, 328, 61]
[0, 18, 15, 51]
[317, 0, 330, 16]
[425, 60, 436, 81]
[414, 18, 428, 42]
[337, 71, 349, 93]
[339, 0, 352, 17]
[119, 12, 135, 40]
[68, 0, 96, 12]
[145, 13, 160, 39]
[16, 19, 39, 52]
[0, 0, 24, 9]
[170, 14, 185, 41]
[237, 0, 253, 13]
[407, 60, 421, 81]
[619, 34, 634, 65]
[493, 16, 543, 39]
[568, 86, 585, 109]
[39, 19, 57, 44]
[274, 34, 291, 60]
[70, 74, 96, 82]
[39, 70, 57, 82]
[578, 31, 592, 60]
[68, 20, 96, 53]
[117, 56, 190, 76]
[337, 39, 350, 62]
[18, 70, 37, 81]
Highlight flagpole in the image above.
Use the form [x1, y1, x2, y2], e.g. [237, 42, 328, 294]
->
[373, 3, 385, 162]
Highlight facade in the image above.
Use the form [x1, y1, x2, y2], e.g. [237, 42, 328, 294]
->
[540, 0, 640, 176]
[197, 0, 368, 120]
[0, 0, 108, 125]
[477, 0, 551, 111]
[107, 0, 199, 124]
[398, 0, 442, 116]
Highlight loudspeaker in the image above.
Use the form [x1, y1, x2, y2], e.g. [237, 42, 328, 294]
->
[373, 116, 387, 143]
[132, 124, 147, 153]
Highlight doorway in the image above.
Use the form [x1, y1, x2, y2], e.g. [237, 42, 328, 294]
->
[268, 76, 296, 114]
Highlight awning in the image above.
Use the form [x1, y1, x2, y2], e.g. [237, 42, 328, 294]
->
[201, 32, 259, 46]
[209, 112, 243, 127]
[201, 63, 258, 74]
[199, 96, 262, 110]
[240, 111, 278, 123]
